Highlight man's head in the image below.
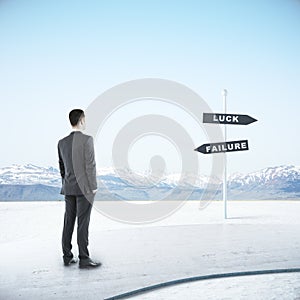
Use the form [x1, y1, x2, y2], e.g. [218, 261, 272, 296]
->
[69, 109, 85, 130]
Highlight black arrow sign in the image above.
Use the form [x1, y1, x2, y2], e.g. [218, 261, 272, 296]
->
[203, 113, 257, 125]
[194, 140, 249, 154]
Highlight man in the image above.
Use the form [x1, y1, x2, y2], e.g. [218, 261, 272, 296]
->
[58, 109, 101, 269]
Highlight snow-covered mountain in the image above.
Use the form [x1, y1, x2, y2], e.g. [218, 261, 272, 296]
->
[227, 165, 300, 200]
[0, 164, 299, 200]
[228, 165, 300, 187]
[0, 164, 219, 189]
[0, 164, 61, 186]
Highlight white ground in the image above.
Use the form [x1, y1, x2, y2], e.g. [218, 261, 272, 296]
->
[0, 200, 300, 299]
[130, 273, 300, 300]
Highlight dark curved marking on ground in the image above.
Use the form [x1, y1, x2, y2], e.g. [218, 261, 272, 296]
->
[104, 268, 300, 300]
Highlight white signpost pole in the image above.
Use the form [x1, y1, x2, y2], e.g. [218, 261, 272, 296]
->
[196, 91, 257, 218]
[222, 89, 228, 219]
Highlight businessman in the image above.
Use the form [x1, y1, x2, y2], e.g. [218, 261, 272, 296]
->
[58, 109, 101, 269]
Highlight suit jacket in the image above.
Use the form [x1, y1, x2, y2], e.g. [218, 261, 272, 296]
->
[58, 131, 97, 196]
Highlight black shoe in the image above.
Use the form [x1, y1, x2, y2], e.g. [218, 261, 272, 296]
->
[79, 258, 102, 269]
[63, 257, 78, 266]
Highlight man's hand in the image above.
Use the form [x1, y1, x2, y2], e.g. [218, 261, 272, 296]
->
[92, 189, 98, 194]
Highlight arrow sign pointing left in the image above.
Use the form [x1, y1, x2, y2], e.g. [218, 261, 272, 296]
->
[194, 140, 249, 154]
[203, 113, 257, 125]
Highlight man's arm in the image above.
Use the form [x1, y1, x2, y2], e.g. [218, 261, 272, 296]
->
[58, 142, 65, 180]
[84, 136, 98, 193]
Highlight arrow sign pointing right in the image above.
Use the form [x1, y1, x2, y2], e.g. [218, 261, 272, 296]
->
[194, 140, 249, 154]
[203, 113, 257, 125]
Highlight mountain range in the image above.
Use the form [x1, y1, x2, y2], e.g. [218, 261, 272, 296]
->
[0, 164, 299, 201]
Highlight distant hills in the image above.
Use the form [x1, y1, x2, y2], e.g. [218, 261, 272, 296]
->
[0, 164, 299, 201]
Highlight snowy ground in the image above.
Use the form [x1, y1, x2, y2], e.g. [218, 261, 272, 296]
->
[129, 273, 300, 300]
[0, 200, 300, 299]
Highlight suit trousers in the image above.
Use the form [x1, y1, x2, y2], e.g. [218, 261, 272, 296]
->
[62, 194, 94, 260]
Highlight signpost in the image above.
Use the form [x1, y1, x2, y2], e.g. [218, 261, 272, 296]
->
[203, 113, 257, 125]
[194, 140, 249, 154]
[195, 89, 257, 219]
[222, 90, 228, 219]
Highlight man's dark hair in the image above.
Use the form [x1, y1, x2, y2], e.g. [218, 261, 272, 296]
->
[69, 109, 85, 126]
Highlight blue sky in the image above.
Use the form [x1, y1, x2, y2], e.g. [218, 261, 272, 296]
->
[1, 0, 300, 175]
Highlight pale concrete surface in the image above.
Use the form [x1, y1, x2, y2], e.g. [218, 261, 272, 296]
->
[129, 273, 300, 300]
[0, 201, 300, 299]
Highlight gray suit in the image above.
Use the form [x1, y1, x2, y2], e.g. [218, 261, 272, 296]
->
[57, 130, 97, 260]
[58, 131, 97, 196]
